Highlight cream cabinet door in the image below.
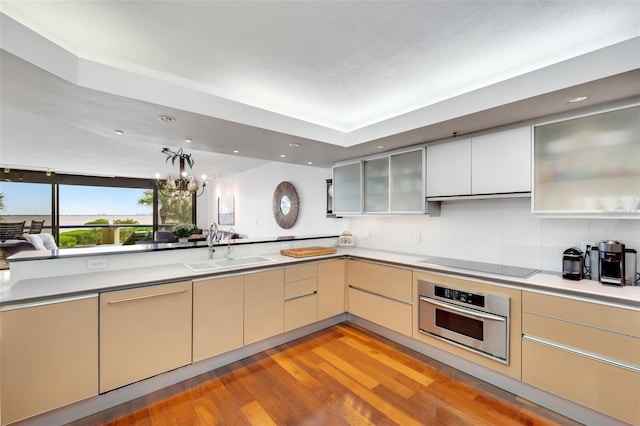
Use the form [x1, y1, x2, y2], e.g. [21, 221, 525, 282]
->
[244, 269, 284, 345]
[1, 295, 98, 425]
[318, 259, 346, 320]
[99, 281, 192, 393]
[346, 260, 413, 336]
[193, 275, 244, 362]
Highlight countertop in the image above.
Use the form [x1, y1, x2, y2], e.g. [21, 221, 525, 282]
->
[2, 247, 639, 308]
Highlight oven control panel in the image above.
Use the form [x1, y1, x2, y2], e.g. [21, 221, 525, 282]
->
[434, 285, 485, 308]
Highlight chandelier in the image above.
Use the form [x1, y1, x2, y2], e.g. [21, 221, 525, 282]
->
[155, 147, 207, 198]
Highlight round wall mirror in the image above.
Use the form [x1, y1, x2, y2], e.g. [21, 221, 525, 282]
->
[273, 181, 299, 229]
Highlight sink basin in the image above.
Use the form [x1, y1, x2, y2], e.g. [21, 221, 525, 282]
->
[214, 256, 275, 267]
[184, 256, 276, 272]
[183, 261, 220, 272]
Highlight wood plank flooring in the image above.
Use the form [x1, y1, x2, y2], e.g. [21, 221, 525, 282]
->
[67, 323, 580, 425]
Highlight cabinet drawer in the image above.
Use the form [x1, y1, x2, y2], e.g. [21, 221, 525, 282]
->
[347, 260, 412, 302]
[523, 312, 640, 367]
[285, 294, 318, 331]
[285, 263, 317, 282]
[100, 281, 192, 393]
[523, 291, 640, 337]
[522, 338, 640, 425]
[348, 287, 412, 336]
[285, 277, 317, 300]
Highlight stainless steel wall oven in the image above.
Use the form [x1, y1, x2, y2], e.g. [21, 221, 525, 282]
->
[418, 279, 510, 364]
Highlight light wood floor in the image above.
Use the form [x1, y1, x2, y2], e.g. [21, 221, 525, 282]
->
[68, 323, 580, 425]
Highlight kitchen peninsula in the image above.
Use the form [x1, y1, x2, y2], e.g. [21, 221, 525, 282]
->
[1, 236, 639, 426]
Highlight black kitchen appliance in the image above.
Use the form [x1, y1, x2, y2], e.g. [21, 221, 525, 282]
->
[562, 247, 584, 280]
[599, 240, 625, 285]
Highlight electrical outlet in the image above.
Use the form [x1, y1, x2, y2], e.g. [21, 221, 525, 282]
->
[88, 258, 107, 270]
[362, 228, 371, 238]
[413, 232, 421, 243]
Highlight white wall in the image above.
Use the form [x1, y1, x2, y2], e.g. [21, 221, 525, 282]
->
[345, 198, 640, 274]
[207, 162, 346, 238]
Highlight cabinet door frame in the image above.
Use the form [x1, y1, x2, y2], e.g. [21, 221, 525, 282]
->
[332, 161, 363, 215]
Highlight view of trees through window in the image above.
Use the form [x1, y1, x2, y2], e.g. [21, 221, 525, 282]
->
[0, 170, 196, 249]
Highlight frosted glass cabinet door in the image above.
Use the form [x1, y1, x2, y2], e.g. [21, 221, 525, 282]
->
[364, 157, 389, 212]
[390, 149, 424, 212]
[333, 162, 362, 214]
[534, 105, 640, 215]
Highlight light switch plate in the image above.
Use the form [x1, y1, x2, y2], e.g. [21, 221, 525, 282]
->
[413, 232, 421, 243]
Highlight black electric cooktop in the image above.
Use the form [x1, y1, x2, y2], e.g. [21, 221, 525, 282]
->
[418, 256, 539, 279]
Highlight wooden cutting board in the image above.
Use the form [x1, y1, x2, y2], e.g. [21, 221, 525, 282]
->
[280, 246, 337, 258]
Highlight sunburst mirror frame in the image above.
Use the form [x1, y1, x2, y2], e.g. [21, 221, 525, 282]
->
[272, 181, 299, 229]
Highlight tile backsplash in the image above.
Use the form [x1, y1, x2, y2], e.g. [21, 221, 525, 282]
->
[345, 198, 640, 275]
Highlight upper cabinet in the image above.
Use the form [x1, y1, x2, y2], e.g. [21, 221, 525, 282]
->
[533, 105, 640, 217]
[333, 161, 362, 214]
[426, 138, 472, 197]
[363, 157, 390, 212]
[390, 149, 425, 212]
[472, 127, 532, 194]
[334, 148, 431, 215]
[426, 127, 532, 199]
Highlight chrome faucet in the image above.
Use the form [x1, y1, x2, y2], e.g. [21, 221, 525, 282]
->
[226, 227, 235, 259]
[208, 222, 218, 259]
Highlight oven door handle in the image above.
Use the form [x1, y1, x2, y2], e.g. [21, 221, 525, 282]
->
[419, 296, 506, 322]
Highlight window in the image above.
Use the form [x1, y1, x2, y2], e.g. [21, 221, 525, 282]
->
[0, 169, 198, 248]
[0, 169, 54, 235]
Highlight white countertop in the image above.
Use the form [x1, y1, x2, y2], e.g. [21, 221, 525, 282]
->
[2, 247, 639, 307]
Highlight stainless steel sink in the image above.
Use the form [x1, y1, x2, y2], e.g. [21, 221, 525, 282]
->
[184, 256, 276, 272]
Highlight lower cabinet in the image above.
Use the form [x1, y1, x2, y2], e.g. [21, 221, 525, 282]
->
[346, 259, 413, 336]
[193, 275, 244, 362]
[284, 264, 318, 331]
[99, 281, 192, 393]
[522, 291, 640, 425]
[318, 259, 346, 319]
[244, 269, 284, 345]
[1, 295, 98, 425]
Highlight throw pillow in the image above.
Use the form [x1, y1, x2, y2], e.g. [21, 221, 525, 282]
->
[23, 233, 46, 251]
[40, 233, 58, 250]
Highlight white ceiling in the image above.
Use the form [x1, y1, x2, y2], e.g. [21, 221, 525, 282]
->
[1, 1, 639, 179]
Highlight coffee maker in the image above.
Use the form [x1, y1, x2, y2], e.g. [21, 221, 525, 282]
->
[599, 240, 625, 285]
[562, 247, 584, 280]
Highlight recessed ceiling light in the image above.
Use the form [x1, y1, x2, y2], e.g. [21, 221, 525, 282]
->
[158, 115, 176, 123]
[280, 154, 286, 158]
[185, 138, 192, 143]
[114, 130, 124, 135]
[307, 161, 313, 165]
[233, 150, 239, 154]
[567, 96, 588, 103]
[376, 145, 385, 149]
[289, 143, 302, 147]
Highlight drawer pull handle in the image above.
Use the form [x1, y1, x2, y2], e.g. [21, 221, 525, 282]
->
[284, 290, 318, 302]
[107, 289, 187, 305]
[523, 334, 640, 373]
